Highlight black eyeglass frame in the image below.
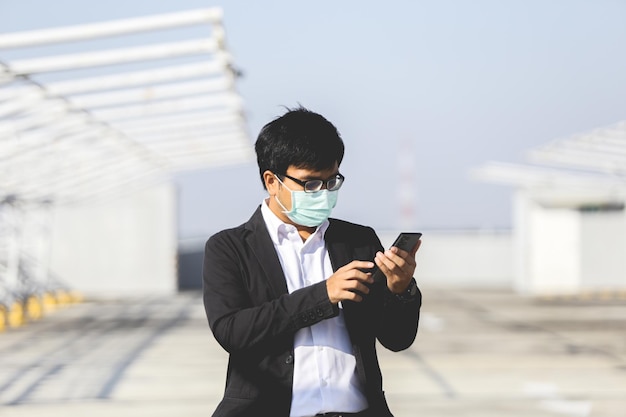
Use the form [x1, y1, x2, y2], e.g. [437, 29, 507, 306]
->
[280, 173, 345, 193]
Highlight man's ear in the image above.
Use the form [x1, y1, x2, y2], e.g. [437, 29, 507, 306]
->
[263, 170, 278, 195]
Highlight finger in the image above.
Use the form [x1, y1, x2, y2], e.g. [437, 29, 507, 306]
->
[347, 279, 371, 299]
[376, 251, 412, 281]
[384, 249, 408, 271]
[329, 281, 370, 304]
[327, 268, 372, 293]
[389, 246, 408, 258]
[344, 260, 376, 282]
[375, 251, 396, 275]
[351, 280, 371, 295]
[342, 290, 363, 303]
[340, 260, 375, 273]
[389, 245, 419, 271]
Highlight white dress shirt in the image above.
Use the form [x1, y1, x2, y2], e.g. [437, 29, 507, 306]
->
[261, 200, 368, 417]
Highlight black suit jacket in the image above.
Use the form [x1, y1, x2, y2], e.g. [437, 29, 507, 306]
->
[202, 206, 421, 417]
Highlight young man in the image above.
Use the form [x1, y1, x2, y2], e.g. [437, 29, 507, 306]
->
[203, 106, 422, 417]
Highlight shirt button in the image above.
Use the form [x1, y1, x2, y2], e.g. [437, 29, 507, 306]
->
[285, 354, 293, 364]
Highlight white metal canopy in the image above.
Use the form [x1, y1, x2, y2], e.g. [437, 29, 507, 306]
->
[471, 120, 626, 203]
[0, 8, 253, 307]
[0, 7, 253, 206]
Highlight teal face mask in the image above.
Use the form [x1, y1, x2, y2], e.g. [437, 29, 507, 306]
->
[274, 175, 338, 227]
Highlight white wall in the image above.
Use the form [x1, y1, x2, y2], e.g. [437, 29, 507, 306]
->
[379, 230, 514, 288]
[513, 189, 626, 296]
[514, 191, 583, 295]
[580, 210, 626, 289]
[527, 205, 581, 294]
[49, 183, 177, 297]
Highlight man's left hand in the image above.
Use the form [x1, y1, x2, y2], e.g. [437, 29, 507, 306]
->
[374, 240, 422, 294]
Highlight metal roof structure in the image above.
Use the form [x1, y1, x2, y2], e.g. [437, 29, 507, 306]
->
[471, 120, 626, 205]
[0, 7, 253, 206]
[0, 8, 253, 322]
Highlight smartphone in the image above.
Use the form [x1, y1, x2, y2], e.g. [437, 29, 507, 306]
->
[371, 232, 422, 283]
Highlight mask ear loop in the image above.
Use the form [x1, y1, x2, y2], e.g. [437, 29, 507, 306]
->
[273, 174, 292, 214]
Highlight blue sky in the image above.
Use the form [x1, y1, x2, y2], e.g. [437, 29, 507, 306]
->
[2, 0, 626, 238]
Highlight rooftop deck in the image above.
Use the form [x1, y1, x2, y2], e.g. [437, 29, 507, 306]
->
[1, 287, 624, 417]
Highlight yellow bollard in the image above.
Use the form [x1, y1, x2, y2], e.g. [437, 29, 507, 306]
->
[7, 301, 25, 328]
[42, 292, 58, 313]
[26, 295, 44, 321]
[56, 290, 71, 306]
[69, 290, 84, 304]
[0, 306, 6, 332]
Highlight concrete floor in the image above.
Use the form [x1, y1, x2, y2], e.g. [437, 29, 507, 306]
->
[0, 287, 625, 417]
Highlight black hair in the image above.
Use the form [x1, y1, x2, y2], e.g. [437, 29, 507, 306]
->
[255, 106, 345, 189]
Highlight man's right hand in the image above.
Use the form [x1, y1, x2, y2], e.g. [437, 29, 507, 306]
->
[325, 261, 375, 304]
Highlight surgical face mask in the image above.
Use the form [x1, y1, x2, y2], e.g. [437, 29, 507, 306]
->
[274, 175, 338, 227]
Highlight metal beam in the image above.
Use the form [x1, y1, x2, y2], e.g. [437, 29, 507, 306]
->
[132, 128, 245, 147]
[8, 39, 220, 74]
[0, 8, 223, 49]
[529, 148, 626, 175]
[470, 161, 626, 189]
[159, 133, 248, 150]
[113, 111, 242, 136]
[68, 77, 233, 109]
[46, 59, 230, 96]
[90, 93, 243, 122]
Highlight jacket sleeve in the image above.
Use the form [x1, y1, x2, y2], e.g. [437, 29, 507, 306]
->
[375, 280, 421, 352]
[202, 231, 339, 354]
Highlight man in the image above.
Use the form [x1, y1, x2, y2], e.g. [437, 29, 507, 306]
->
[203, 106, 422, 417]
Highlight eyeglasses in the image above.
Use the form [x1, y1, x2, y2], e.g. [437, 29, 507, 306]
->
[280, 173, 345, 193]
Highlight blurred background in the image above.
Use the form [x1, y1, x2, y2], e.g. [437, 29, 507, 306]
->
[1, 1, 625, 417]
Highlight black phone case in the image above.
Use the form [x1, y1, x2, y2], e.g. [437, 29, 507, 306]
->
[371, 232, 422, 283]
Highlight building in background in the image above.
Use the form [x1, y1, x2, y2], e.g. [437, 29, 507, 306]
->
[473, 121, 626, 296]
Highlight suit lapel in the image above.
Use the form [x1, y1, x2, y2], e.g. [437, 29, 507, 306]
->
[242, 212, 355, 298]
[325, 219, 352, 271]
[244, 206, 289, 298]
[325, 220, 368, 387]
